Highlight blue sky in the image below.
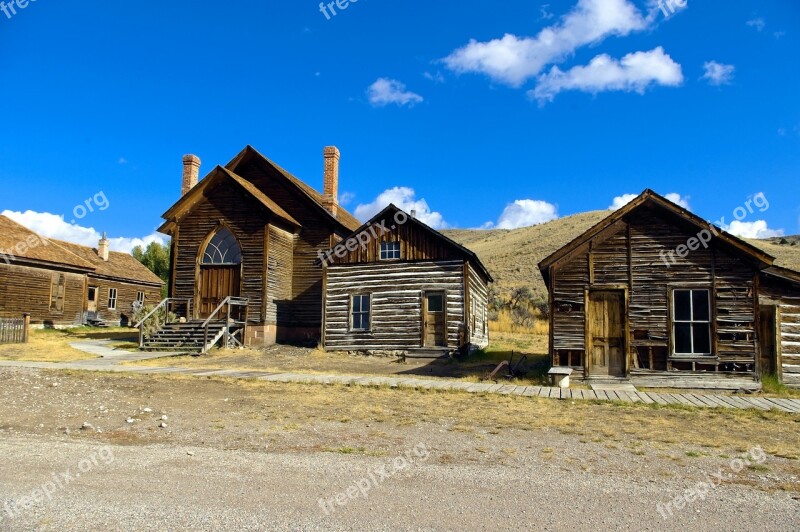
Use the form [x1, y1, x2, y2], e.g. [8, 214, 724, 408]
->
[0, 0, 798, 250]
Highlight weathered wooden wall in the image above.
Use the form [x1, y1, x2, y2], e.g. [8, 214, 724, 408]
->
[779, 302, 800, 388]
[235, 159, 347, 330]
[171, 180, 268, 323]
[0, 262, 85, 326]
[266, 225, 294, 326]
[550, 208, 759, 375]
[91, 278, 161, 325]
[467, 262, 490, 348]
[324, 260, 465, 351]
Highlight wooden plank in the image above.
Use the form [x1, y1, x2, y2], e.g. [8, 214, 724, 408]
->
[646, 393, 668, 405]
[634, 392, 655, 404]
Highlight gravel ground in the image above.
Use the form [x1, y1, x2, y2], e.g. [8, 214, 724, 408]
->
[0, 367, 798, 530]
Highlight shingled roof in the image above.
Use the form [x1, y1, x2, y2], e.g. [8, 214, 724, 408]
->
[0, 215, 93, 270]
[0, 215, 163, 286]
[52, 239, 163, 286]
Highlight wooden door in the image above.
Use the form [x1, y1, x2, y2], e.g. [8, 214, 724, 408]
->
[199, 266, 241, 318]
[423, 292, 446, 347]
[87, 286, 98, 313]
[588, 290, 625, 377]
[758, 305, 777, 376]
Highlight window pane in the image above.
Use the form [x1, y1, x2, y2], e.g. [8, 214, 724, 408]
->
[674, 323, 692, 353]
[692, 290, 710, 321]
[693, 324, 711, 354]
[427, 295, 443, 312]
[674, 290, 691, 321]
[203, 228, 242, 265]
[353, 297, 361, 312]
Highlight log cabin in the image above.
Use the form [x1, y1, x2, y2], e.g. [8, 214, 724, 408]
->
[538, 189, 800, 390]
[0, 215, 163, 327]
[320, 204, 493, 356]
[157, 146, 363, 347]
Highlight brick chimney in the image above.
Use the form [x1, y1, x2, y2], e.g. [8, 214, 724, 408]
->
[98, 232, 109, 262]
[182, 154, 201, 196]
[323, 146, 340, 217]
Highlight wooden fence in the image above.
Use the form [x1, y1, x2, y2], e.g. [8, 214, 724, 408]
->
[0, 314, 30, 345]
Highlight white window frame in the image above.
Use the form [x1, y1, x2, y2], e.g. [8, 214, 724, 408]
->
[379, 241, 401, 261]
[108, 288, 118, 310]
[136, 291, 145, 304]
[351, 294, 371, 332]
[672, 288, 712, 356]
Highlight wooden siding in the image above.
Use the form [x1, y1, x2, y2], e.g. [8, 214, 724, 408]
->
[779, 302, 800, 387]
[0, 262, 85, 326]
[266, 225, 294, 326]
[551, 209, 759, 374]
[171, 179, 268, 323]
[331, 212, 467, 264]
[234, 159, 347, 329]
[324, 261, 465, 351]
[467, 262, 490, 348]
[91, 278, 161, 325]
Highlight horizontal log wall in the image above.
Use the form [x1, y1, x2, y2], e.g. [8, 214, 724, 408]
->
[467, 263, 489, 348]
[91, 278, 161, 325]
[324, 261, 465, 351]
[779, 300, 800, 387]
[0, 263, 85, 326]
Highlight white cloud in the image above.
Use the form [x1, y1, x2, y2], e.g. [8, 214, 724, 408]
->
[443, 0, 649, 87]
[726, 220, 784, 239]
[118, 157, 128, 165]
[423, 71, 445, 84]
[491, 199, 560, 229]
[353, 187, 447, 229]
[1, 210, 165, 254]
[530, 47, 683, 102]
[367, 78, 423, 107]
[746, 18, 766, 32]
[338, 191, 356, 206]
[702, 61, 735, 86]
[609, 192, 690, 210]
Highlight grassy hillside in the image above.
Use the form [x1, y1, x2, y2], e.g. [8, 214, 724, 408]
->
[443, 211, 800, 300]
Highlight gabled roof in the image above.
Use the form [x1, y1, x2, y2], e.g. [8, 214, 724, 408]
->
[538, 189, 775, 280]
[225, 145, 362, 232]
[762, 264, 800, 286]
[52, 239, 163, 286]
[322, 204, 494, 282]
[158, 165, 301, 234]
[0, 215, 94, 270]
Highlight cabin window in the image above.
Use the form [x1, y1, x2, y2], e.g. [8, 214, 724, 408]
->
[49, 273, 65, 313]
[108, 288, 118, 310]
[672, 289, 711, 355]
[379, 241, 401, 260]
[351, 294, 371, 331]
[136, 292, 145, 304]
[202, 228, 242, 265]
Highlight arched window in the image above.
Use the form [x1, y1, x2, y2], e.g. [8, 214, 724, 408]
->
[201, 228, 242, 265]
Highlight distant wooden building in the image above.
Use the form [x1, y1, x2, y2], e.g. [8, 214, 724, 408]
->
[320, 204, 493, 355]
[0, 215, 163, 327]
[157, 146, 362, 346]
[538, 190, 800, 390]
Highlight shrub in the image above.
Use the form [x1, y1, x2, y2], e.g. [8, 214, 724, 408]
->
[133, 304, 176, 339]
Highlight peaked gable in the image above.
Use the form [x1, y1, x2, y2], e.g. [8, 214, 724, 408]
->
[538, 189, 775, 282]
[225, 145, 362, 233]
[321, 204, 493, 282]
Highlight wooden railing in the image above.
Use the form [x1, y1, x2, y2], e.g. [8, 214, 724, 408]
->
[202, 297, 249, 353]
[135, 298, 193, 349]
[0, 314, 30, 345]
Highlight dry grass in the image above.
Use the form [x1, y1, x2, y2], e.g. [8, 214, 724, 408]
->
[0, 327, 136, 362]
[91, 371, 800, 460]
[444, 211, 800, 299]
[489, 310, 549, 335]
